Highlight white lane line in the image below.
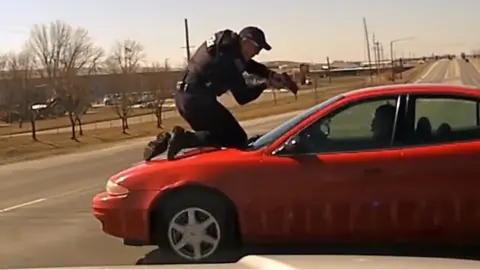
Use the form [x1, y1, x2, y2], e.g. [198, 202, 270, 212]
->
[413, 61, 441, 83]
[444, 62, 451, 79]
[0, 198, 46, 213]
[453, 59, 461, 78]
[0, 184, 103, 213]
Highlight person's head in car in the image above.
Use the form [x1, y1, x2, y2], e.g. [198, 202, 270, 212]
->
[371, 103, 396, 142]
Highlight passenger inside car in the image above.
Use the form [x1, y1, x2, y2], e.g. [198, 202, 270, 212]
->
[293, 102, 398, 154]
[415, 117, 433, 143]
[436, 122, 452, 141]
[370, 103, 396, 143]
[411, 118, 453, 144]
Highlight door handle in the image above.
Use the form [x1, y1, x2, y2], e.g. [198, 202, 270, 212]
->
[363, 168, 383, 174]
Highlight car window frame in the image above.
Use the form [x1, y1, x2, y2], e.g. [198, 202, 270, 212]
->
[249, 94, 345, 151]
[400, 92, 480, 148]
[272, 94, 406, 156]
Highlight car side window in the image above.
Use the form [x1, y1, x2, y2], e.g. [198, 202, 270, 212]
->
[294, 97, 399, 154]
[411, 96, 480, 144]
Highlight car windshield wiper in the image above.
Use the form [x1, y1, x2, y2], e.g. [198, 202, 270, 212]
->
[244, 134, 264, 149]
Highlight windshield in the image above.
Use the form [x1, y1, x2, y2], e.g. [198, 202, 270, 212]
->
[249, 94, 344, 150]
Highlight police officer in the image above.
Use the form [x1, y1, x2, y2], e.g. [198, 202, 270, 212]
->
[149, 26, 295, 161]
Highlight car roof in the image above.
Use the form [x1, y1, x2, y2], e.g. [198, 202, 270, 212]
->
[343, 83, 480, 98]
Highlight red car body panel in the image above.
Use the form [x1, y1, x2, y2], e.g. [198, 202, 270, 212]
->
[92, 84, 480, 246]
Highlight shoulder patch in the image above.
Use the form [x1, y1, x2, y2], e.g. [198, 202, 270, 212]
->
[206, 34, 216, 49]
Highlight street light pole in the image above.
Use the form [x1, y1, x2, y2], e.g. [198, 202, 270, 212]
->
[390, 37, 415, 81]
[389, 41, 395, 80]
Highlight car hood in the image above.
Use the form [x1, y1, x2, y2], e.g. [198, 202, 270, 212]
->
[149, 147, 225, 162]
[109, 147, 247, 185]
[8, 255, 480, 269]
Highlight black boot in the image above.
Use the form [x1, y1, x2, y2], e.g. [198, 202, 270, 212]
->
[166, 126, 189, 161]
[144, 131, 172, 161]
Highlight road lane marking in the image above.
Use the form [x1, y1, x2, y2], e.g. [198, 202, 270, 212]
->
[453, 59, 460, 78]
[0, 184, 103, 213]
[413, 60, 441, 83]
[0, 198, 46, 213]
[444, 62, 451, 79]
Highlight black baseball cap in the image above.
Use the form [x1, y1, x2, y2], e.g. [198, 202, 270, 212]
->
[239, 26, 271, 51]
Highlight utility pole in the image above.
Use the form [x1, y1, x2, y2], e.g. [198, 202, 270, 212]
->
[390, 41, 395, 81]
[182, 18, 195, 60]
[379, 43, 384, 67]
[372, 33, 379, 75]
[389, 37, 415, 82]
[363, 17, 373, 81]
[326, 56, 331, 83]
[376, 41, 382, 67]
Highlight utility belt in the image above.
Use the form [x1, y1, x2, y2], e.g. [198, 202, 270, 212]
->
[177, 71, 213, 95]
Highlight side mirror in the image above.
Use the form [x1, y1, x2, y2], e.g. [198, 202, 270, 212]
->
[275, 135, 301, 155]
[284, 135, 300, 152]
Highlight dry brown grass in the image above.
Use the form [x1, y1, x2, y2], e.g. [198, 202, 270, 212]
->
[0, 81, 366, 165]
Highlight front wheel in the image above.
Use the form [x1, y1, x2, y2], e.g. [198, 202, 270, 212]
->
[153, 191, 239, 263]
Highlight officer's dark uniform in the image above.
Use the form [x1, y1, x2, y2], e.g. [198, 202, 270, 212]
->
[169, 27, 275, 158]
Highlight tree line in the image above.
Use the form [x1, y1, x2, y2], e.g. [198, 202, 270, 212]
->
[0, 20, 178, 140]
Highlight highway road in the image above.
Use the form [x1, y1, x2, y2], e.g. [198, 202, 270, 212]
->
[0, 112, 301, 269]
[414, 58, 480, 87]
[1, 60, 479, 269]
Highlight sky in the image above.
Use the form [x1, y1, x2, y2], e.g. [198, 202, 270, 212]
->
[0, 0, 479, 67]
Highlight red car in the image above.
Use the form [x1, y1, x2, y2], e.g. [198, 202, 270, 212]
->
[92, 83, 480, 262]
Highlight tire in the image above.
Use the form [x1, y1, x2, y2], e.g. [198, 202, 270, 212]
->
[152, 190, 239, 263]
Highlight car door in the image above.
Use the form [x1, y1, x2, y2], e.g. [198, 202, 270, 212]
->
[258, 94, 412, 243]
[396, 93, 480, 244]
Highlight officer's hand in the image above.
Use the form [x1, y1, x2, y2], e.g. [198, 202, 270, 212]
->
[280, 72, 299, 95]
[268, 72, 286, 89]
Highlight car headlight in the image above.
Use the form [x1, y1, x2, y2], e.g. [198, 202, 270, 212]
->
[106, 180, 129, 196]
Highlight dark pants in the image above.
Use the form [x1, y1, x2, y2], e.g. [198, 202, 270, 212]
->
[174, 89, 248, 149]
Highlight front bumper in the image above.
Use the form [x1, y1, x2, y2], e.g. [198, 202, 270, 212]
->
[92, 192, 152, 243]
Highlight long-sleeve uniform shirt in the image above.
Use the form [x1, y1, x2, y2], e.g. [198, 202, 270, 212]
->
[181, 29, 274, 105]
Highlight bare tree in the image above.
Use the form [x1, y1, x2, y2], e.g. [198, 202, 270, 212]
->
[5, 49, 39, 140]
[0, 54, 11, 123]
[105, 39, 145, 133]
[0, 54, 6, 74]
[27, 20, 104, 140]
[144, 60, 175, 128]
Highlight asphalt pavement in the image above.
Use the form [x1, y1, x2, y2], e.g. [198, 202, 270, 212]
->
[1, 61, 480, 269]
[0, 111, 301, 269]
[414, 58, 480, 87]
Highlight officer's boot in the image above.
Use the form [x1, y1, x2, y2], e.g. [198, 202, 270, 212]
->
[144, 131, 172, 161]
[166, 126, 198, 161]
